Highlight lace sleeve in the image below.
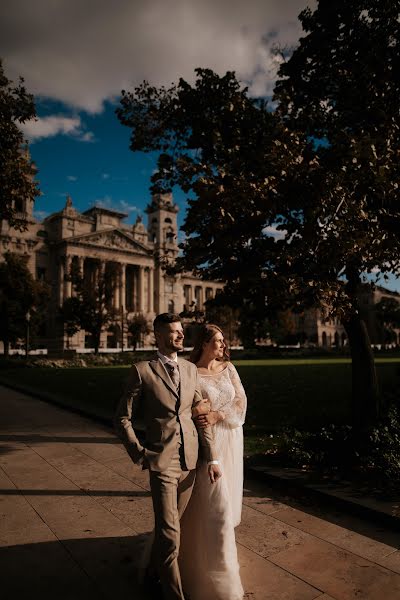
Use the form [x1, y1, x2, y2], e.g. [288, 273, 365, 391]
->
[223, 363, 247, 428]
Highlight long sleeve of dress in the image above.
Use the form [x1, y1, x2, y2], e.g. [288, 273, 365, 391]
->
[223, 363, 247, 428]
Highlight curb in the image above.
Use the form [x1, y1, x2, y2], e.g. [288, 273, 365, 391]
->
[245, 464, 400, 531]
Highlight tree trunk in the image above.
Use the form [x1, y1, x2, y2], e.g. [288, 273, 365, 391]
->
[94, 332, 100, 355]
[344, 265, 380, 430]
[343, 313, 380, 429]
[3, 339, 10, 357]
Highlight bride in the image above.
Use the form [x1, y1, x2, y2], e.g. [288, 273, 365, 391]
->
[179, 323, 247, 600]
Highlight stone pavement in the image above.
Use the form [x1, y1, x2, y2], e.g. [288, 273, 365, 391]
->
[1, 385, 400, 600]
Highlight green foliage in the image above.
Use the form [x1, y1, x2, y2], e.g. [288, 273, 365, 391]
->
[274, 0, 400, 306]
[127, 313, 150, 350]
[60, 296, 82, 339]
[117, 2, 400, 427]
[280, 405, 400, 491]
[0, 253, 50, 354]
[60, 262, 118, 353]
[0, 59, 40, 229]
[366, 406, 400, 483]
[117, 68, 300, 291]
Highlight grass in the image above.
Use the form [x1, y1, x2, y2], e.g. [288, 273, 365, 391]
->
[1, 358, 399, 455]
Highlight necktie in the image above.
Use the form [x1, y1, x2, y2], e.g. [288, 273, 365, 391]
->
[166, 361, 180, 389]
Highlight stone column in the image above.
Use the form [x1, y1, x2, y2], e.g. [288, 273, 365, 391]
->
[138, 266, 145, 312]
[77, 256, 84, 277]
[197, 286, 204, 310]
[58, 257, 65, 307]
[64, 255, 73, 300]
[120, 264, 126, 311]
[98, 260, 106, 290]
[148, 267, 154, 313]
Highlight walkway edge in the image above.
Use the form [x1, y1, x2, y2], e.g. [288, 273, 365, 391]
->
[245, 464, 400, 531]
[2, 376, 399, 532]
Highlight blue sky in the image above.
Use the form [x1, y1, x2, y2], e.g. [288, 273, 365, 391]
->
[0, 0, 308, 231]
[1, 0, 400, 292]
[30, 100, 168, 223]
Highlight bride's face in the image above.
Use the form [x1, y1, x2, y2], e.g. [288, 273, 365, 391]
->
[203, 332, 226, 360]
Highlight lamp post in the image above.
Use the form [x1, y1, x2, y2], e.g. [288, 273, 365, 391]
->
[25, 310, 31, 358]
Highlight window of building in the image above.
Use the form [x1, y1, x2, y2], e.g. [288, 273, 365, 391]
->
[14, 198, 24, 213]
[205, 287, 213, 300]
[36, 267, 46, 281]
[184, 285, 191, 308]
[165, 279, 174, 293]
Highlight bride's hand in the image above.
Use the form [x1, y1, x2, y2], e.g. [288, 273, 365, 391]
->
[192, 398, 211, 418]
[208, 463, 222, 484]
[196, 410, 225, 428]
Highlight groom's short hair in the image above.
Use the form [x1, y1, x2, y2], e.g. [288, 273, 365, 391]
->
[153, 312, 182, 333]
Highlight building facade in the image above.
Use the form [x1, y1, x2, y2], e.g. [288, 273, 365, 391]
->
[0, 192, 223, 352]
[288, 285, 400, 349]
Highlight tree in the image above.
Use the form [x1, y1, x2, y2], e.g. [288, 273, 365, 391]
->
[117, 1, 400, 429]
[127, 313, 151, 350]
[59, 296, 82, 347]
[61, 261, 118, 354]
[273, 0, 400, 426]
[0, 59, 40, 229]
[116, 68, 300, 336]
[204, 301, 240, 349]
[0, 253, 49, 356]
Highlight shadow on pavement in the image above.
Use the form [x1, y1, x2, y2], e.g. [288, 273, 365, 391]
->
[243, 478, 400, 550]
[0, 533, 156, 600]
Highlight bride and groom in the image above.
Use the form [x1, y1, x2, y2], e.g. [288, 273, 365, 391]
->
[114, 312, 247, 600]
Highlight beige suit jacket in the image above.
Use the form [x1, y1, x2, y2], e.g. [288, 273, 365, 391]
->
[114, 356, 217, 472]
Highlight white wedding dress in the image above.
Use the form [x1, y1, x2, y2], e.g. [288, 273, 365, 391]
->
[179, 362, 247, 600]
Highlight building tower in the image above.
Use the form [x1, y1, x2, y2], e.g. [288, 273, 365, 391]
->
[145, 193, 179, 314]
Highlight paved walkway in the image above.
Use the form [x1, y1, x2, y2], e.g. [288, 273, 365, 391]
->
[1, 385, 400, 600]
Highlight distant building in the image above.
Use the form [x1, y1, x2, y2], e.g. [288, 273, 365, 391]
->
[287, 286, 400, 349]
[0, 193, 223, 352]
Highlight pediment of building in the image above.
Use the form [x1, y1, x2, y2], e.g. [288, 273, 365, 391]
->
[66, 229, 150, 255]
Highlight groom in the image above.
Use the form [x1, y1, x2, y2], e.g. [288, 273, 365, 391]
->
[114, 313, 221, 600]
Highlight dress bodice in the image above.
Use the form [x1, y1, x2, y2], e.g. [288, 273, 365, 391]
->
[199, 363, 247, 428]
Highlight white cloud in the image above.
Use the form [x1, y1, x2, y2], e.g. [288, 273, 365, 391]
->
[0, 0, 315, 113]
[67, 175, 77, 181]
[94, 196, 138, 215]
[101, 173, 110, 180]
[264, 225, 287, 240]
[79, 131, 95, 142]
[20, 115, 95, 142]
[33, 210, 49, 220]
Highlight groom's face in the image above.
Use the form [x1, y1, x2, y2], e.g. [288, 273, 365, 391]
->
[156, 321, 185, 354]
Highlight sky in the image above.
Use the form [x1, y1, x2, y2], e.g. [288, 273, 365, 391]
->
[1, 0, 399, 292]
[0, 0, 309, 226]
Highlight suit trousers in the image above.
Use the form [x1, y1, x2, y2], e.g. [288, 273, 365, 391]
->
[149, 447, 196, 600]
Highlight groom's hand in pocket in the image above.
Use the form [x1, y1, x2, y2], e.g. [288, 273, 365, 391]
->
[208, 463, 222, 484]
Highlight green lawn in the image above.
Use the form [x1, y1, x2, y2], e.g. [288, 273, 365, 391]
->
[1, 358, 399, 453]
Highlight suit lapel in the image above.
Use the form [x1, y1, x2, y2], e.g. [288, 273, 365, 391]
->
[150, 358, 179, 398]
[177, 358, 187, 404]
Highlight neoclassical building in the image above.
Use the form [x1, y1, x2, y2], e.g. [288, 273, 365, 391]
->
[284, 285, 400, 349]
[0, 192, 223, 351]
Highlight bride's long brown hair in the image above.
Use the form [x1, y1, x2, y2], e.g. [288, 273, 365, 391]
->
[189, 323, 230, 364]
